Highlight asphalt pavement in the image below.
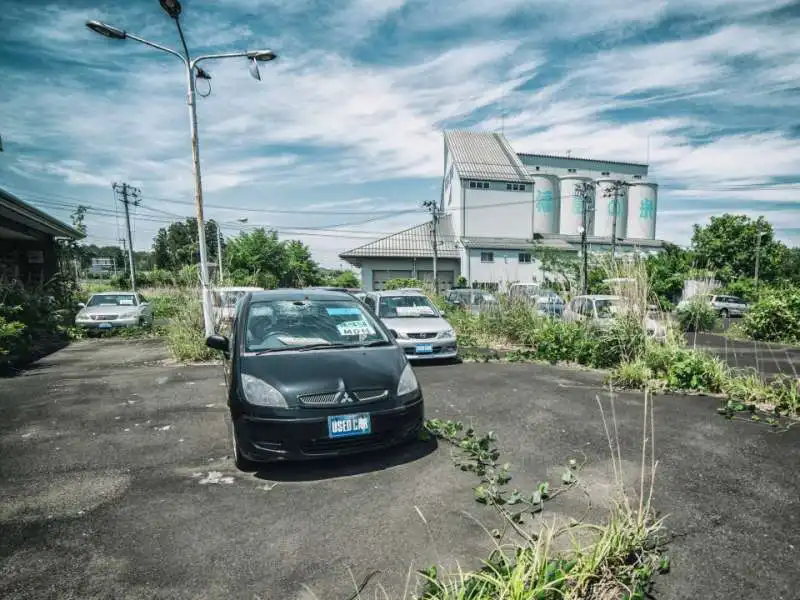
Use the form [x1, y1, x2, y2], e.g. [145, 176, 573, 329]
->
[1, 340, 798, 600]
[687, 331, 800, 378]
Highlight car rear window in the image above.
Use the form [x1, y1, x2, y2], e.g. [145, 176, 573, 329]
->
[244, 299, 388, 352]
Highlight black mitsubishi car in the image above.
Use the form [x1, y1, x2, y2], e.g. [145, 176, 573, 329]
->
[205, 289, 424, 470]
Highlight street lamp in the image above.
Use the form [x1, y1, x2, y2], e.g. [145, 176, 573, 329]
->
[754, 228, 766, 297]
[86, 8, 278, 338]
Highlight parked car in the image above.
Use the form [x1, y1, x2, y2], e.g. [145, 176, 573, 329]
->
[508, 282, 542, 302]
[304, 287, 367, 302]
[445, 288, 497, 314]
[75, 292, 154, 330]
[531, 289, 566, 318]
[211, 287, 264, 325]
[563, 294, 667, 341]
[205, 289, 424, 469]
[676, 294, 748, 318]
[363, 290, 457, 360]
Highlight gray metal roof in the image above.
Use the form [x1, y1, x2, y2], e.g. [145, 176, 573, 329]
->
[0, 186, 84, 239]
[445, 130, 531, 183]
[518, 152, 648, 169]
[339, 215, 460, 260]
[461, 236, 574, 250]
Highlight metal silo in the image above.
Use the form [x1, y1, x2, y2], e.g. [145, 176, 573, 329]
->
[532, 174, 560, 234]
[594, 178, 628, 239]
[559, 176, 593, 235]
[626, 182, 658, 239]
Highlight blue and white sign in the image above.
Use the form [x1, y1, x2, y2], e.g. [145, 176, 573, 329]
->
[328, 413, 371, 438]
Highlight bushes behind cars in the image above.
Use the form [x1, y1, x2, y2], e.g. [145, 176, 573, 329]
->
[741, 286, 800, 343]
[675, 298, 719, 332]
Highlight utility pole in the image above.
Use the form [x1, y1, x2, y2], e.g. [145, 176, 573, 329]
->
[215, 224, 224, 284]
[112, 182, 141, 292]
[604, 180, 628, 260]
[422, 200, 440, 293]
[576, 182, 595, 295]
[754, 224, 765, 297]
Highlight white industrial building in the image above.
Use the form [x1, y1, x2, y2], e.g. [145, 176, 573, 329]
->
[341, 130, 665, 291]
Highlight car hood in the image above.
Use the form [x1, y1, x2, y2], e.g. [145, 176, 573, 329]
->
[239, 345, 407, 405]
[81, 305, 138, 315]
[380, 316, 452, 334]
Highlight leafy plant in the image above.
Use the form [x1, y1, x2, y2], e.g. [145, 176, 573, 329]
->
[609, 359, 653, 389]
[666, 351, 728, 393]
[675, 298, 719, 332]
[741, 286, 800, 343]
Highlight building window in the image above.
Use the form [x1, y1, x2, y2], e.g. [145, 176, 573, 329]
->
[469, 181, 476, 188]
[535, 166, 540, 171]
[518, 252, 532, 263]
[480, 251, 494, 263]
[633, 175, 642, 179]
[507, 183, 513, 190]
[568, 168, 577, 173]
[601, 171, 610, 176]
[483, 181, 490, 189]
[519, 184, 526, 191]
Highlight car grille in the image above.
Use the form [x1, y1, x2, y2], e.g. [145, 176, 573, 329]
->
[92, 314, 118, 321]
[297, 389, 389, 407]
[407, 332, 437, 340]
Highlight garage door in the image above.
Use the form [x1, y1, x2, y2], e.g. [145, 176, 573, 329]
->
[372, 270, 413, 291]
[418, 270, 455, 293]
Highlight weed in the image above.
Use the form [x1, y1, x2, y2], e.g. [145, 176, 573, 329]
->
[609, 359, 653, 389]
[675, 298, 718, 333]
[164, 294, 216, 362]
[666, 351, 728, 393]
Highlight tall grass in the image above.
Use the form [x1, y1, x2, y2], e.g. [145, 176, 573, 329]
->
[163, 291, 216, 362]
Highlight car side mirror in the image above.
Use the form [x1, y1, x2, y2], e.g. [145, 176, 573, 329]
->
[389, 329, 398, 338]
[77, 302, 86, 309]
[206, 334, 229, 352]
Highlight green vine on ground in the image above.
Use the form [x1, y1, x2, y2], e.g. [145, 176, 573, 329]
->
[423, 418, 581, 538]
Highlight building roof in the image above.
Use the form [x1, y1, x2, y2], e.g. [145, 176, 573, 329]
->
[517, 152, 648, 169]
[460, 236, 575, 251]
[0, 186, 84, 240]
[339, 215, 460, 261]
[445, 130, 531, 183]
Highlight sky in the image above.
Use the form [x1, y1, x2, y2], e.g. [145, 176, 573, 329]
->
[1, 0, 799, 268]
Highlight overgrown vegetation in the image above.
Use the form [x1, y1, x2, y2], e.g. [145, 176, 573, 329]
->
[0, 275, 81, 366]
[415, 390, 669, 600]
[741, 286, 800, 344]
[674, 298, 718, 333]
[163, 292, 216, 362]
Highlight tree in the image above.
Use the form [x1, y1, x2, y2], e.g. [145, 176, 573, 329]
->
[331, 270, 360, 288]
[645, 243, 694, 308]
[531, 245, 580, 291]
[691, 214, 783, 283]
[225, 228, 322, 288]
[152, 218, 223, 271]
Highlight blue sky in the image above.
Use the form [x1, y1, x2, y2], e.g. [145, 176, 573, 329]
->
[1, 0, 799, 267]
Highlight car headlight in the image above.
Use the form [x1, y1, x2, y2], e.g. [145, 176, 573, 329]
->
[240, 374, 288, 408]
[438, 329, 455, 339]
[76, 310, 88, 319]
[397, 363, 419, 397]
[395, 330, 409, 339]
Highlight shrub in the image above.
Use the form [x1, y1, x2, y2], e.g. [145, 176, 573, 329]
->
[592, 313, 648, 368]
[0, 316, 26, 356]
[164, 294, 216, 362]
[675, 298, 719, 332]
[609, 359, 652, 388]
[741, 287, 800, 343]
[666, 351, 728, 393]
[383, 277, 423, 290]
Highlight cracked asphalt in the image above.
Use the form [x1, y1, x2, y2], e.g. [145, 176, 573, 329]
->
[1, 339, 798, 600]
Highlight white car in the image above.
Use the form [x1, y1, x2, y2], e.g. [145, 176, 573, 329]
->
[75, 292, 154, 330]
[211, 287, 264, 325]
[677, 294, 748, 318]
[363, 290, 457, 360]
[563, 294, 667, 341]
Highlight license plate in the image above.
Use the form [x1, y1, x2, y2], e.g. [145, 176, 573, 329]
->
[327, 413, 371, 439]
[98, 323, 112, 329]
[415, 343, 433, 354]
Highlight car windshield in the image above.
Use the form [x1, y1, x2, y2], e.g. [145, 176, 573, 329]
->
[87, 294, 137, 307]
[378, 294, 439, 318]
[537, 291, 562, 302]
[595, 298, 623, 318]
[244, 299, 389, 352]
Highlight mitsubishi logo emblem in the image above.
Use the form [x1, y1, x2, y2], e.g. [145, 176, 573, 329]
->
[335, 378, 355, 404]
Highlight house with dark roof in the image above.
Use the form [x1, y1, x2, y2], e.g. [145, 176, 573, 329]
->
[341, 130, 665, 291]
[0, 186, 84, 286]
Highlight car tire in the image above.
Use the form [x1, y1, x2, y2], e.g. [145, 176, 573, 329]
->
[228, 415, 257, 472]
[720, 308, 729, 318]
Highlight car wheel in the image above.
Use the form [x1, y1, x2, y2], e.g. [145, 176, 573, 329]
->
[720, 308, 729, 318]
[228, 415, 257, 472]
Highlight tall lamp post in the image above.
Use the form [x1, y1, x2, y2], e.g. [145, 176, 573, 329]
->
[86, 1, 277, 337]
[754, 227, 766, 297]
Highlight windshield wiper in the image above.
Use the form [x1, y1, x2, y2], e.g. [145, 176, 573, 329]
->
[360, 340, 391, 347]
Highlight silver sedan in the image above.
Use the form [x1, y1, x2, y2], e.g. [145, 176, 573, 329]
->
[75, 292, 154, 331]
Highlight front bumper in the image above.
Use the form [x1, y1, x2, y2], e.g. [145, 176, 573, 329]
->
[75, 317, 139, 329]
[235, 396, 424, 462]
[396, 337, 458, 360]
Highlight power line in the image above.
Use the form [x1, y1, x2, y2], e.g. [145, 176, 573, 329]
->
[112, 182, 141, 292]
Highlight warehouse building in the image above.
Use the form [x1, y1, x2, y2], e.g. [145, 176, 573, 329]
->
[341, 130, 665, 291]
